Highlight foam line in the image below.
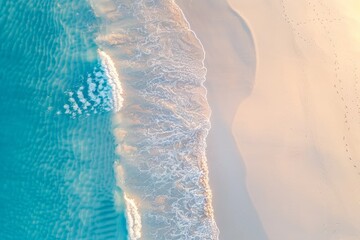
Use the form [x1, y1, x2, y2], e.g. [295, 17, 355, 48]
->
[124, 193, 142, 240]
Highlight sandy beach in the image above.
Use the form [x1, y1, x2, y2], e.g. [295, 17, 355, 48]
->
[176, 0, 267, 239]
[177, 0, 360, 239]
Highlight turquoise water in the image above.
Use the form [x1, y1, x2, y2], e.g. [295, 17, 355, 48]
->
[0, 0, 128, 239]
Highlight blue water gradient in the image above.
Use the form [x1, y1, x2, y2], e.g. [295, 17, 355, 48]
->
[0, 0, 127, 239]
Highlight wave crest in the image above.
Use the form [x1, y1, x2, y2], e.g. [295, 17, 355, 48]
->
[98, 50, 124, 112]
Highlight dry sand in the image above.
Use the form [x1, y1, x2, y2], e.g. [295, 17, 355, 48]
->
[177, 0, 360, 239]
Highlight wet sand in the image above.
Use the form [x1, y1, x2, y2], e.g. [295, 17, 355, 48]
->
[176, 0, 267, 239]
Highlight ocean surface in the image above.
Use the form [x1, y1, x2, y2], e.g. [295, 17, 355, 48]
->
[0, 0, 218, 239]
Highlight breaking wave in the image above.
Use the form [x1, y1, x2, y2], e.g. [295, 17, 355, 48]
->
[98, 50, 124, 112]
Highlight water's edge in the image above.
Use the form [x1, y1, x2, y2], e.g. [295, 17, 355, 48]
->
[90, 0, 219, 239]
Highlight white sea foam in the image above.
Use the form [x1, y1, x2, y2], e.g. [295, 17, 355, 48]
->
[124, 193, 142, 240]
[98, 50, 124, 112]
[172, 1, 219, 235]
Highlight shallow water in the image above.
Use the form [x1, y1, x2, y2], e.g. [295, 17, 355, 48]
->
[0, 0, 127, 239]
[91, 0, 219, 239]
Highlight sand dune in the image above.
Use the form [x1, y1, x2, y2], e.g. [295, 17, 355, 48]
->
[178, 0, 360, 239]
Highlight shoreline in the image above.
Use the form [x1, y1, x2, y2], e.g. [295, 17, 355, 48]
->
[175, 1, 267, 239]
[171, 0, 220, 237]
